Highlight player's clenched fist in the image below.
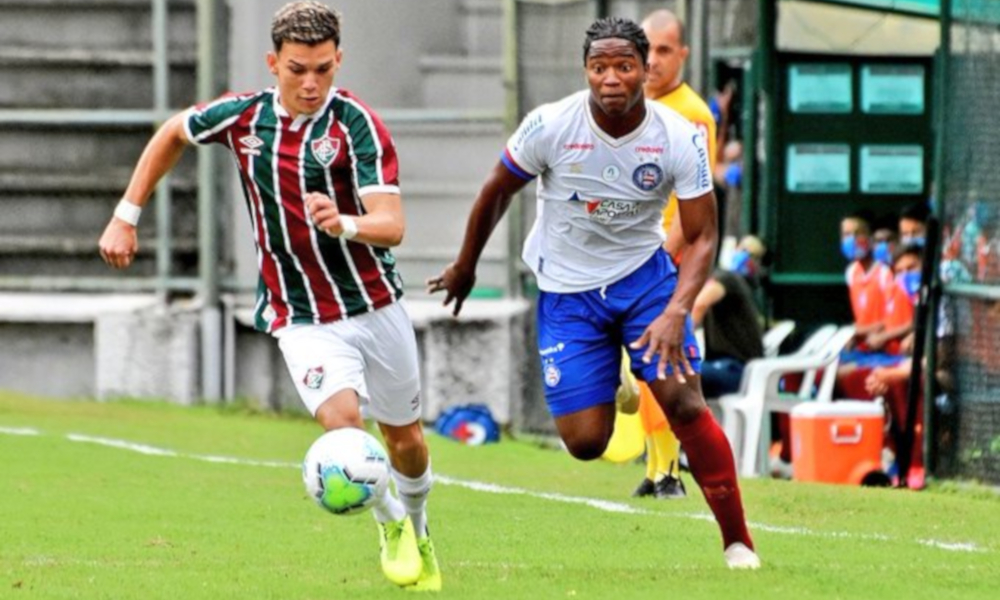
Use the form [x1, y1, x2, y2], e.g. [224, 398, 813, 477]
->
[304, 192, 344, 237]
[99, 219, 139, 270]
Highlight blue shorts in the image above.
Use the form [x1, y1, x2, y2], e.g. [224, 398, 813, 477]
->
[536, 249, 702, 417]
[840, 349, 906, 368]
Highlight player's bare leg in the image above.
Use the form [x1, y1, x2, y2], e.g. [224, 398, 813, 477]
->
[553, 402, 617, 460]
[648, 376, 760, 569]
[379, 420, 440, 591]
[314, 389, 365, 430]
[314, 392, 422, 586]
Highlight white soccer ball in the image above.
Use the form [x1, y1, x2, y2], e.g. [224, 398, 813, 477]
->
[302, 428, 391, 516]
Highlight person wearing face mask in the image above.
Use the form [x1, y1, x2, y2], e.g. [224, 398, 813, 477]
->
[898, 201, 930, 248]
[871, 217, 898, 268]
[861, 245, 927, 488]
[866, 245, 923, 355]
[841, 212, 894, 349]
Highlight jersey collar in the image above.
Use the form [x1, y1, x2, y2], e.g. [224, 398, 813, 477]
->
[583, 93, 651, 148]
[272, 87, 338, 131]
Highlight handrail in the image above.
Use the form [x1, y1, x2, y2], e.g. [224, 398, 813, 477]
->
[0, 109, 171, 125]
[152, 0, 172, 303]
[944, 282, 1000, 301]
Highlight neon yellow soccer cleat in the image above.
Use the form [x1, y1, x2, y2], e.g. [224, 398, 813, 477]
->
[406, 536, 442, 592]
[376, 517, 422, 586]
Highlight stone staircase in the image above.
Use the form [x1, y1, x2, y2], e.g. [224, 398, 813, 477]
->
[0, 0, 200, 284]
[0, 0, 534, 425]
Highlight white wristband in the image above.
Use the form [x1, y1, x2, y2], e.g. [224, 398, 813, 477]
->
[114, 198, 142, 226]
[340, 215, 358, 240]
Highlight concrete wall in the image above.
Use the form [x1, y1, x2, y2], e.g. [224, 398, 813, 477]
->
[228, 0, 466, 108]
[226, 298, 541, 430]
[0, 323, 94, 399]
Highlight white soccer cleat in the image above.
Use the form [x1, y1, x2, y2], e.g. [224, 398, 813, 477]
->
[724, 543, 761, 570]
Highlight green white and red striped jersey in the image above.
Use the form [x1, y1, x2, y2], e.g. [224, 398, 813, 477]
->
[184, 87, 405, 333]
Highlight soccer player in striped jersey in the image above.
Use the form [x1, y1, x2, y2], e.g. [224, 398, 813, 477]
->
[98, 1, 439, 590]
[428, 17, 759, 570]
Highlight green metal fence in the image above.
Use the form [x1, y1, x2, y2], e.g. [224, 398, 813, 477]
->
[931, 0, 1000, 483]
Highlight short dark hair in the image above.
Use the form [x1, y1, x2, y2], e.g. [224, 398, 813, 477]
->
[271, 1, 341, 52]
[900, 201, 930, 224]
[583, 17, 649, 66]
[873, 213, 899, 234]
[843, 209, 874, 233]
[893, 243, 924, 265]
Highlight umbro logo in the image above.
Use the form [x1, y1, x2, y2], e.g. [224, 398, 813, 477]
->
[238, 135, 264, 156]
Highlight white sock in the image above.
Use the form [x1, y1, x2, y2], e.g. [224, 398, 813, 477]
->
[372, 485, 407, 524]
[393, 464, 433, 538]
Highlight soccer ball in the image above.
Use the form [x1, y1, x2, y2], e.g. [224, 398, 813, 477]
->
[302, 428, 390, 516]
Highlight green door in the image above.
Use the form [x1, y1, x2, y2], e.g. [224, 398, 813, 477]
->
[765, 53, 934, 327]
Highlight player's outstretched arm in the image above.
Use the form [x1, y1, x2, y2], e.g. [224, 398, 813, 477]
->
[99, 112, 191, 270]
[632, 191, 718, 380]
[426, 160, 529, 316]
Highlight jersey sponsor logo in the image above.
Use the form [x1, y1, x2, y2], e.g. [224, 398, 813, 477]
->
[632, 163, 664, 191]
[311, 136, 341, 167]
[602, 165, 621, 182]
[539, 342, 565, 357]
[543, 362, 561, 387]
[262, 304, 277, 324]
[303, 366, 325, 390]
[563, 142, 595, 151]
[238, 135, 264, 156]
[586, 199, 640, 225]
[692, 133, 711, 189]
[635, 145, 664, 154]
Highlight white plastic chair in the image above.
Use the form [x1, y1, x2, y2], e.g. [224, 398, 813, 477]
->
[719, 324, 855, 477]
[762, 320, 796, 358]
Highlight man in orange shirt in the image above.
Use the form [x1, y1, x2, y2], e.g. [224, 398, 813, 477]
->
[623, 9, 718, 499]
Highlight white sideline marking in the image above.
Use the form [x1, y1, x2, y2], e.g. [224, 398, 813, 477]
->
[435, 475, 646, 515]
[0, 427, 986, 554]
[0, 426, 40, 436]
[67, 433, 180, 457]
[919, 539, 981, 552]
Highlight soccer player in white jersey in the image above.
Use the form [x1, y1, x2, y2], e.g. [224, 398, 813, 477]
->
[98, 1, 440, 590]
[428, 17, 759, 569]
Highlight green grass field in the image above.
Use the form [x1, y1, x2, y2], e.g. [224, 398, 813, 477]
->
[2, 392, 998, 599]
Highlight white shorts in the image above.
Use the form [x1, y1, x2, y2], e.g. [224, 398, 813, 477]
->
[273, 302, 422, 426]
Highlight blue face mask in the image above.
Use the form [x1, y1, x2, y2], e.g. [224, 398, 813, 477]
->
[729, 249, 751, 276]
[900, 235, 925, 248]
[899, 271, 922, 300]
[841, 235, 869, 261]
[873, 241, 893, 265]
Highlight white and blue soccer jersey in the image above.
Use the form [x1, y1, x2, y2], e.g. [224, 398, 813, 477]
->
[503, 90, 713, 293]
